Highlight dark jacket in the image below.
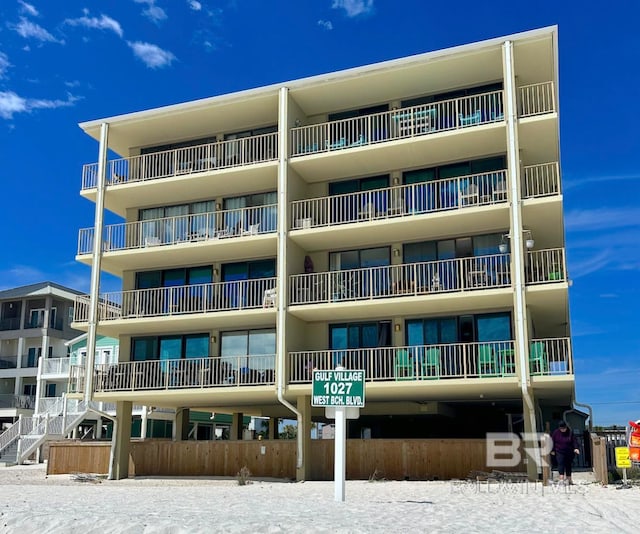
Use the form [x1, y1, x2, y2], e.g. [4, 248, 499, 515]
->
[551, 428, 578, 454]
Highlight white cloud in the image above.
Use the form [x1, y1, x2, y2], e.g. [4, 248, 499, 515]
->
[18, 1, 39, 17]
[0, 52, 10, 79]
[318, 19, 333, 30]
[565, 207, 640, 232]
[9, 17, 64, 44]
[568, 249, 612, 279]
[64, 14, 124, 38]
[65, 80, 80, 88]
[0, 90, 81, 119]
[127, 41, 176, 68]
[134, 0, 168, 23]
[188, 0, 202, 11]
[563, 172, 640, 191]
[332, 0, 374, 17]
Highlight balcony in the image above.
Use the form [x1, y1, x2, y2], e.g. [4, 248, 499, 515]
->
[73, 278, 277, 335]
[80, 133, 279, 216]
[291, 90, 505, 158]
[77, 205, 278, 275]
[82, 133, 278, 190]
[290, 254, 513, 321]
[69, 355, 276, 394]
[0, 318, 20, 331]
[526, 248, 566, 285]
[0, 394, 35, 410]
[41, 358, 70, 377]
[289, 337, 572, 384]
[0, 355, 18, 369]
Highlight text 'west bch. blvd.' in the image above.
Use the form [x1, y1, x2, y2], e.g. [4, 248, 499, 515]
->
[311, 369, 365, 407]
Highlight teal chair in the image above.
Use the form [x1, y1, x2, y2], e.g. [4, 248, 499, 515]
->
[327, 137, 347, 150]
[478, 344, 498, 377]
[421, 347, 441, 379]
[394, 349, 414, 380]
[529, 341, 548, 375]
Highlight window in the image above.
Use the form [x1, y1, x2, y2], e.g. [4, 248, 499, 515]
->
[140, 200, 216, 243]
[329, 321, 391, 370]
[29, 309, 45, 328]
[329, 247, 390, 298]
[221, 259, 276, 307]
[222, 191, 277, 233]
[135, 266, 213, 290]
[45, 384, 57, 397]
[131, 334, 209, 362]
[23, 384, 36, 396]
[328, 175, 390, 223]
[220, 329, 275, 372]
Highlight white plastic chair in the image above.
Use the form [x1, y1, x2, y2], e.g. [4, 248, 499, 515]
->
[263, 287, 277, 308]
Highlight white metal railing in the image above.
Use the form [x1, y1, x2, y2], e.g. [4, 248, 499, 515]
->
[73, 277, 277, 323]
[289, 341, 517, 383]
[523, 162, 560, 198]
[81, 132, 278, 189]
[529, 338, 572, 376]
[0, 394, 35, 409]
[526, 248, 566, 284]
[0, 355, 18, 369]
[290, 254, 511, 305]
[41, 358, 70, 376]
[0, 419, 22, 454]
[0, 318, 21, 330]
[291, 90, 504, 157]
[291, 170, 507, 229]
[84, 355, 276, 393]
[518, 82, 556, 117]
[77, 204, 277, 255]
[38, 397, 64, 415]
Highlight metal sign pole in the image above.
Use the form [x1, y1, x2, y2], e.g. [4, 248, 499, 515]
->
[334, 405, 346, 502]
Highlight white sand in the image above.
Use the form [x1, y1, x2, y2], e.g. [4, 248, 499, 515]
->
[0, 465, 637, 533]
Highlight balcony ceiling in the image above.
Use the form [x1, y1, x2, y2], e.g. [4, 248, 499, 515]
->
[77, 235, 278, 277]
[290, 205, 511, 253]
[81, 163, 278, 217]
[290, 124, 507, 183]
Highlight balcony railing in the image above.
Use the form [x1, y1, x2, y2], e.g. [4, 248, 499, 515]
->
[78, 204, 277, 255]
[74, 277, 277, 323]
[518, 81, 555, 117]
[41, 357, 70, 376]
[0, 318, 20, 331]
[0, 394, 35, 409]
[523, 162, 560, 198]
[38, 396, 64, 415]
[0, 355, 18, 369]
[529, 338, 573, 376]
[290, 254, 512, 305]
[70, 355, 276, 393]
[526, 248, 566, 284]
[291, 170, 508, 230]
[81, 132, 278, 190]
[291, 90, 505, 157]
[289, 341, 517, 383]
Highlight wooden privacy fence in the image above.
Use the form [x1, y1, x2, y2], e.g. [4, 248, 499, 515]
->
[48, 438, 525, 480]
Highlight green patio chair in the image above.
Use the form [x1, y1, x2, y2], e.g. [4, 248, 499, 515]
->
[394, 349, 414, 380]
[529, 341, 548, 375]
[421, 347, 441, 379]
[478, 344, 498, 377]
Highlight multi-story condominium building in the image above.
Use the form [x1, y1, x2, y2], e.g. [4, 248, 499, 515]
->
[0, 282, 82, 430]
[71, 26, 574, 480]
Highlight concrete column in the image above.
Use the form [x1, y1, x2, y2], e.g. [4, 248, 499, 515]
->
[18, 298, 26, 330]
[173, 408, 190, 441]
[42, 295, 52, 360]
[231, 412, 243, 440]
[96, 417, 103, 439]
[16, 337, 24, 369]
[296, 395, 312, 481]
[109, 401, 132, 480]
[140, 406, 148, 440]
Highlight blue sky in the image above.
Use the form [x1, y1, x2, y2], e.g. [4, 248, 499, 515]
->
[0, 0, 638, 426]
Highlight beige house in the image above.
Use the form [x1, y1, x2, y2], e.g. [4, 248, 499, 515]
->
[72, 26, 573, 480]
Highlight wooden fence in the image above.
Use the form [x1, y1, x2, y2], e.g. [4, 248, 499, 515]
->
[48, 438, 525, 480]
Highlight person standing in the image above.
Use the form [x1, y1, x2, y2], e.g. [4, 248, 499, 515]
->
[551, 420, 580, 484]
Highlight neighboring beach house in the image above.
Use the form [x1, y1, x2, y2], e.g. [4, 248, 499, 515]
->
[70, 26, 576, 480]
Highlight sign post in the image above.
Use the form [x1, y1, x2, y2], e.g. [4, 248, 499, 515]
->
[615, 446, 632, 489]
[312, 367, 365, 502]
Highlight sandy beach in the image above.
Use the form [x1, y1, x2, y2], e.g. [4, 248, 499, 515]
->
[0, 465, 637, 533]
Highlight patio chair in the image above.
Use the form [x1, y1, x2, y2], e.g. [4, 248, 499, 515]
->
[529, 341, 548, 375]
[458, 109, 482, 126]
[327, 137, 347, 150]
[394, 349, 414, 380]
[350, 134, 367, 147]
[262, 287, 277, 308]
[478, 344, 498, 377]
[421, 347, 441, 379]
[358, 202, 376, 220]
[241, 223, 260, 236]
